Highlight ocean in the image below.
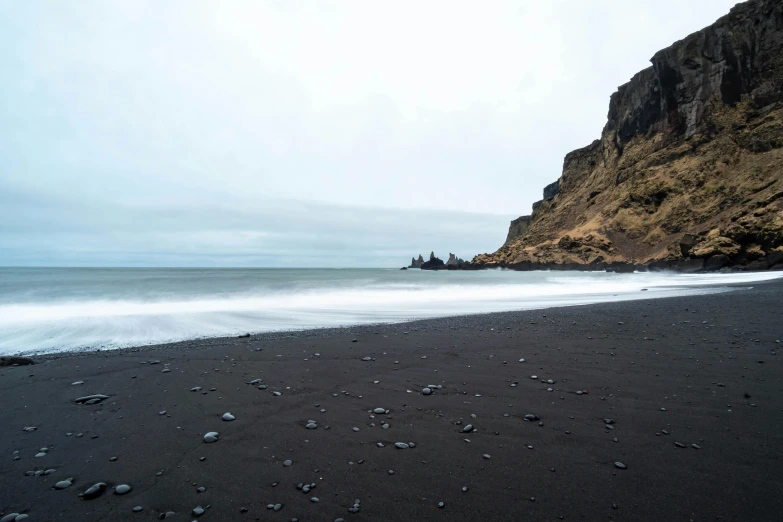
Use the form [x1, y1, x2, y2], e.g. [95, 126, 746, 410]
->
[1, 267, 781, 355]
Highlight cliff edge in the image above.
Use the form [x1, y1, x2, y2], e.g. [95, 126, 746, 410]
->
[474, 0, 783, 271]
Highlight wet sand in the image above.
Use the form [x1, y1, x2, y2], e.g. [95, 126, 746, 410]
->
[1, 279, 782, 521]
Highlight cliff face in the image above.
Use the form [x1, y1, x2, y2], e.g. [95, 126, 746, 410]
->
[474, 0, 783, 271]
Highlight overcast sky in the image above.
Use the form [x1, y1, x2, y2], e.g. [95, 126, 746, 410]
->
[0, 0, 739, 267]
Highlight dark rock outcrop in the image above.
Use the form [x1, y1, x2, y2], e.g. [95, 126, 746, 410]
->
[505, 216, 532, 244]
[543, 181, 560, 201]
[474, 0, 783, 272]
[421, 252, 446, 270]
[409, 255, 425, 268]
[0, 356, 35, 366]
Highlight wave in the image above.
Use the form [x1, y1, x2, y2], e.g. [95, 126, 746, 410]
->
[0, 270, 780, 355]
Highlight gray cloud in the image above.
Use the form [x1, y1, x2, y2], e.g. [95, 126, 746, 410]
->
[0, 0, 739, 266]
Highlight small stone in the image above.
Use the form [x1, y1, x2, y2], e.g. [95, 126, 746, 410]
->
[461, 424, 474, 433]
[274, 504, 282, 511]
[192, 506, 205, 516]
[310, 497, 319, 503]
[222, 412, 235, 421]
[438, 502, 445, 508]
[462, 486, 468, 492]
[422, 388, 432, 395]
[203, 432, 219, 443]
[55, 479, 73, 489]
[692, 444, 701, 449]
[483, 454, 491, 459]
[674, 442, 686, 448]
[115, 484, 132, 495]
[373, 408, 386, 414]
[283, 459, 293, 467]
[614, 462, 626, 470]
[81, 482, 107, 499]
[306, 422, 317, 429]
[133, 506, 143, 512]
[394, 442, 409, 449]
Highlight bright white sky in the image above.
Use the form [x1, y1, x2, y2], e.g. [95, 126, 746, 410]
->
[0, 0, 740, 266]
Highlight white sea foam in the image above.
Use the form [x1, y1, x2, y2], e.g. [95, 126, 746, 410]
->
[0, 269, 780, 355]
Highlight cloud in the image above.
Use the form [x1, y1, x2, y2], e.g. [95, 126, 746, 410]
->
[0, 0, 740, 265]
[0, 181, 512, 266]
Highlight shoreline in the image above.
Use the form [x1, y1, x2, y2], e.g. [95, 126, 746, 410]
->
[27, 274, 782, 362]
[1, 278, 781, 521]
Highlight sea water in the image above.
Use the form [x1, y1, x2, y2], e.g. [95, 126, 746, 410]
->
[0, 267, 781, 355]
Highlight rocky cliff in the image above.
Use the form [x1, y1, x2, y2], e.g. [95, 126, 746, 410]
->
[474, 0, 783, 271]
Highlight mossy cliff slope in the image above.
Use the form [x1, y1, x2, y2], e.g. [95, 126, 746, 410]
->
[474, 0, 783, 271]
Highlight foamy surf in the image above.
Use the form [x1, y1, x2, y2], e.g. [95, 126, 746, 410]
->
[0, 268, 780, 355]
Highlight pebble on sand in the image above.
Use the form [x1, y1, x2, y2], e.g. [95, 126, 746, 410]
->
[115, 484, 132, 495]
[614, 462, 627, 470]
[203, 432, 219, 443]
[222, 412, 235, 421]
[81, 482, 107, 499]
[54, 479, 73, 489]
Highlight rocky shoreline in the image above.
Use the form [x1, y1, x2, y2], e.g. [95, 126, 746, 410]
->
[405, 250, 783, 273]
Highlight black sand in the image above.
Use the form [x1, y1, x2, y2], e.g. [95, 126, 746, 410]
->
[1, 279, 782, 521]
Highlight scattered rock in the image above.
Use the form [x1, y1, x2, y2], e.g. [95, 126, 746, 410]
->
[54, 478, 73, 489]
[75, 394, 109, 404]
[81, 482, 107, 499]
[203, 432, 219, 443]
[0, 356, 35, 366]
[115, 484, 132, 495]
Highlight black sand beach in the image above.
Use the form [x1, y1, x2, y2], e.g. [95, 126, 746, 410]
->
[1, 279, 782, 521]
